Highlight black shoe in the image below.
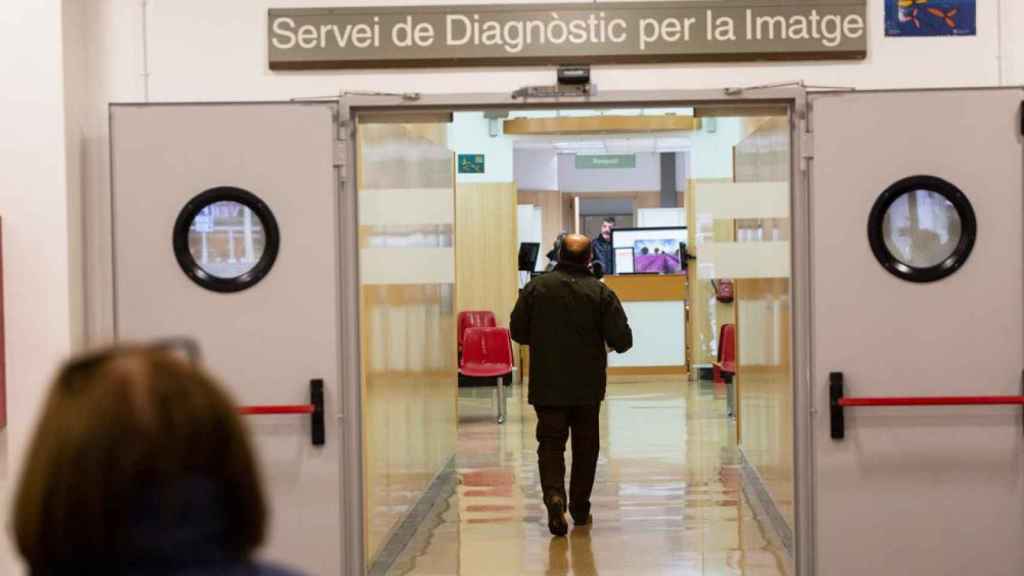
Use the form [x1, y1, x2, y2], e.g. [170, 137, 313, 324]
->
[545, 495, 568, 537]
[571, 512, 592, 526]
[570, 506, 592, 526]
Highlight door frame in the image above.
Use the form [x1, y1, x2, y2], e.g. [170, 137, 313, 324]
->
[339, 86, 814, 576]
[94, 89, 814, 576]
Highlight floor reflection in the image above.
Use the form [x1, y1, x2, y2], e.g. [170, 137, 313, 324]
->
[388, 379, 792, 575]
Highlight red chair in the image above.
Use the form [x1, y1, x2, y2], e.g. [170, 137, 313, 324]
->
[713, 323, 737, 418]
[713, 323, 737, 383]
[460, 326, 514, 424]
[457, 310, 497, 366]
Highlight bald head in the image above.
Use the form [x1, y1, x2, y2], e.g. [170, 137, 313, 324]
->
[559, 233, 592, 265]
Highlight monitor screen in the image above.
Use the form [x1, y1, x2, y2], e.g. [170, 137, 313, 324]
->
[611, 227, 687, 275]
[518, 242, 540, 272]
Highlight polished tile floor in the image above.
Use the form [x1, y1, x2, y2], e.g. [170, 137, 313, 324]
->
[388, 378, 791, 576]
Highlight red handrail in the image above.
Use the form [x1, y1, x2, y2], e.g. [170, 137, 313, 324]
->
[830, 372, 1024, 440]
[239, 404, 316, 415]
[839, 396, 1024, 407]
[236, 380, 325, 446]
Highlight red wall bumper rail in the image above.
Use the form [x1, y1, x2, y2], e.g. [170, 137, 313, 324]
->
[238, 379, 325, 446]
[830, 372, 1024, 439]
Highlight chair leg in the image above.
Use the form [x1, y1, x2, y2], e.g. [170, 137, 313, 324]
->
[725, 374, 735, 418]
[497, 376, 506, 424]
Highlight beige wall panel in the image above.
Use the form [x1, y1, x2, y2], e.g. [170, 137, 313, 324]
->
[734, 116, 790, 183]
[361, 248, 456, 285]
[359, 187, 455, 226]
[736, 278, 794, 536]
[358, 123, 457, 563]
[696, 241, 791, 279]
[696, 182, 790, 220]
[731, 115, 794, 537]
[633, 190, 662, 211]
[688, 181, 735, 368]
[456, 182, 519, 328]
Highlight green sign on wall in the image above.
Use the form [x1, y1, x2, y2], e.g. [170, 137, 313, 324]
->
[458, 154, 485, 174]
[575, 154, 637, 169]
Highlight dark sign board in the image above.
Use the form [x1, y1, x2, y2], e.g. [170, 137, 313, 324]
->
[269, 1, 867, 70]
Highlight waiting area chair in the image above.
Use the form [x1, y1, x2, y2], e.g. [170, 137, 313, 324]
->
[457, 310, 497, 366]
[460, 326, 514, 424]
[713, 323, 737, 418]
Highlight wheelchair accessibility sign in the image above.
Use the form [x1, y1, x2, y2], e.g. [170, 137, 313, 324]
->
[458, 154, 485, 174]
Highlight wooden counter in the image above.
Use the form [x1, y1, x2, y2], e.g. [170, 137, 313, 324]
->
[603, 274, 688, 376]
[604, 274, 688, 302]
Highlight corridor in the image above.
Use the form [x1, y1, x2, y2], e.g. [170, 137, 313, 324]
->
[386, 379, 792, 575]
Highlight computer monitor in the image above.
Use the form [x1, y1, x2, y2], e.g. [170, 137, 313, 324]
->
[518, 242, 540, 272]
[611, 227, 687, 274]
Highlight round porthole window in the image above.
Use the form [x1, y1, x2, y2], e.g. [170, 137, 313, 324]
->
[868, 175, 976, 283]
[173, 187, 280, 293]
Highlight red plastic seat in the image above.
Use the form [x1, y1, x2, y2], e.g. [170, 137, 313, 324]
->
[458, 311, 497, 365]
[713, 323, 736, 383]
[460, 327, 513, 378]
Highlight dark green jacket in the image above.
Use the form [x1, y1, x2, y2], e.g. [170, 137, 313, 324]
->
[510, 263, 632, 406]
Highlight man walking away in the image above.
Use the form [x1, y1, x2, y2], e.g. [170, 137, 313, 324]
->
[510, 233, 633, 537]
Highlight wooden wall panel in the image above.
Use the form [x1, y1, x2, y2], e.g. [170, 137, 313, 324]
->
[504, 115, 700, 135]
[456, 182, 519, 328]
[604, 274, 687, 302]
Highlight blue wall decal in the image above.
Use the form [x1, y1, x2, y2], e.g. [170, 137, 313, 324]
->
[885, 0, 976, 37]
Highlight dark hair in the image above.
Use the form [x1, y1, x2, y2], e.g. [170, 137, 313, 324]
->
[13, 344, 267, 572]
[603, 216, 616, 225]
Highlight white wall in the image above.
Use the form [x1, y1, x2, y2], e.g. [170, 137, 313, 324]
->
[692, 118, 747, 180]
[63, 0, 88, 351]
[514, 149, 559, 191]
[0, 1, 71, 573]
[448, 112, 514, 183]
[105, 0, 1021, 104]
[1003, 1, 1024, 85]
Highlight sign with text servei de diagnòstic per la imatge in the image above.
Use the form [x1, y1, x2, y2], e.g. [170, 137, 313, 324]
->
[269, 1, 867, 70]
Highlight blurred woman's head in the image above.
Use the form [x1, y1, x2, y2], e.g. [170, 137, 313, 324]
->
[12, 343, 267, 573]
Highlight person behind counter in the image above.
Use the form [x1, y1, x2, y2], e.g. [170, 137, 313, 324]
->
[510, 233, 633, 537]
[591, 217, 616, 276]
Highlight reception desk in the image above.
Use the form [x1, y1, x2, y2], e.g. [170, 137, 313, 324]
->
[603, 274, 688, 375]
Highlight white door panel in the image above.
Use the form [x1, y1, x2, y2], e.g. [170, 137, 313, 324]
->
[811, 89, 1024, 575]
[111, 103, 342, 575]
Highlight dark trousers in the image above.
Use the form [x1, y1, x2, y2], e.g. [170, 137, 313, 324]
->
[535, 404, 601, 517]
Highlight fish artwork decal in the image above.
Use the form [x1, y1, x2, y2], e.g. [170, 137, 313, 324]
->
[888, 0, 975, 36]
